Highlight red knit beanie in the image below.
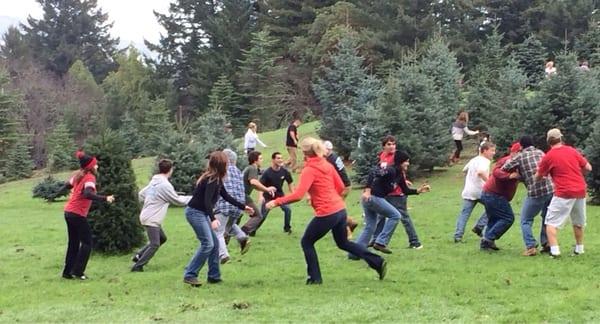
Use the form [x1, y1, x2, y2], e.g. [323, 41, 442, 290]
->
[76, 150, 97, 170]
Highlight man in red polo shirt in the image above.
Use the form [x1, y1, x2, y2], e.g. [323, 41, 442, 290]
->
[535, 129, 592, 258]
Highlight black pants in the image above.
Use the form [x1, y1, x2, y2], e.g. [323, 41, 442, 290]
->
[453, 140, 463, 159]
[301, 209, 384, 282]
[133, 226, 167, 268]
[64, 212, 92, 276]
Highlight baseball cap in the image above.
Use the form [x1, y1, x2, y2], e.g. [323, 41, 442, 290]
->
[546, 128, 563, 141]
[510, 142, 521, 153]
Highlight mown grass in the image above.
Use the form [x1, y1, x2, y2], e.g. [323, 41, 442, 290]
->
[1, 121, 599, 323]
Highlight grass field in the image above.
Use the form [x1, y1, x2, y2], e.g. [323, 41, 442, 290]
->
[1, 121, 599, 323]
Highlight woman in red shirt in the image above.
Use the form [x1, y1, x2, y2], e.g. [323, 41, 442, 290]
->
[266, 137, 387, 284]
[60, 151, 115, 280]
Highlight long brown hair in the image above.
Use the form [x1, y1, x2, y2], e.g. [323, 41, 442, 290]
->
[456, 111, 469, 123]
[70, 168, 96, 186]
[198, 151, 228, 184]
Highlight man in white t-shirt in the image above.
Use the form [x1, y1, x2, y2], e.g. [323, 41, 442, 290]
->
[453, 142, 496, 242]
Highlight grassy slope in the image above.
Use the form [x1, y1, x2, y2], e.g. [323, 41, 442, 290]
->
[1, 121, 599, 322]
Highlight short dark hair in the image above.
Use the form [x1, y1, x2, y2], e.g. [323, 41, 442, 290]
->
[248, 151, 262, 164]
[381, 135, 396, 147]
[547, 137, 561, 146]
[158, 159, 173, 174]
[272, 152, 282, 159]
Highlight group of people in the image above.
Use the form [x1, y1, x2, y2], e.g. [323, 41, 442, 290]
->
[57, 115, 591, 286]
[453, 128, 591, 258]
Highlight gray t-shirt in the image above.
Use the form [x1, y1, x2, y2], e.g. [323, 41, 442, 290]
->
[243, 164, 259, 196]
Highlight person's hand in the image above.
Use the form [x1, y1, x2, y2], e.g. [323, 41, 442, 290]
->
[418, 184, 431, 193]
[405, 180, 413, 186]
[509, 171, 520, 179]
[211, 219, 220, 230]
[265, 201, 276, 210]
[361, 190, 371, 202]
[106, 195, 115, 203]
[305, 194, 311, 205]
[266, 186, 276, 197]
[244, 205, 254, 215]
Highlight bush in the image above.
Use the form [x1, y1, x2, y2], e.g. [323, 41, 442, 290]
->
[32, 176, 69, 202]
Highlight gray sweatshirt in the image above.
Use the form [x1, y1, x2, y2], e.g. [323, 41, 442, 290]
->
[138, 174, 191, 227]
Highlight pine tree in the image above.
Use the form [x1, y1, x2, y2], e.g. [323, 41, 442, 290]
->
[191, 108, 236, 156]
[141, 98, 172, 156]
[21, 0, 119, 81]
[0, 70, 20, 180]
[575, 20, 600, 67]
[32, 176, 69, 202]
[513, 34, 547, 88]
[119, 112, 145, 159]
[584, 117, 600, 205]
[313, 32, 376, 159]
[46, 121, 78, 172]
[156, 129, 203, 195]
[5, 135, 34, 181]
[350, 104, 386, 185]
[86, 130, 144, 253]
[208, 74, 241, 135]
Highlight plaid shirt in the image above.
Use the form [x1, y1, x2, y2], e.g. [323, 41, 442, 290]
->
[502, 146, 553, 198]
[215, 165, 245, 218]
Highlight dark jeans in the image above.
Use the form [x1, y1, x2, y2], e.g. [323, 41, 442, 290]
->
[301, 209, 384, 282]
[372, 195, 421, 246]
[453, 140, 463, 159]
[259, 201, 292, 231]
[481, 192, 515, 242]
[241, 195, 263, 235]
[133, 226, 167, 268]
[63, 212, 92, 276]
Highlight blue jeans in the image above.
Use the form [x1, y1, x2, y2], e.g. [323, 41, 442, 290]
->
[481, 192, 514, 241]
[184, 207, 220, 281]
[385, 195, 421, 246]
[302, 209, 383, 282]
[520, 194, 552, 248]
[355, 196, 401, 247]
[260, 201, 292, 231]
[454, 199, 488, 240]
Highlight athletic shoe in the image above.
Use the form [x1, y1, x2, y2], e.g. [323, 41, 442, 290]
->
[62, 273, 74, 279]
[471, 226, 483, 237]
[306, 278, 322, 285]
[131, 254, 140, 262]
[377, 260, 388, 280]
[549, 253, 561, 259]
[540, 244, 551, 254]
[522, 247, 537, 256]
[220, 256, 230, 265]
[284, 228, 292, 235]
[409, 243, 423, 250]
[131, 266, 144, 272]
[72, 274, 88, 280]
[571, 249, 584, 256]
[183, 277, 202, 287]
[207, 277, 223, 284]
[240, 238, 251, 255]
[373, 243, 392, 254]
[454, 238, 463, 243]
[480, 239, 499, 251]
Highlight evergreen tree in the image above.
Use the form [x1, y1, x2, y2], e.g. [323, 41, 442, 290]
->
[32, 176, 69, 202]
[191, 108, 235, 156]
[46, 121, 78, 172]
[119, 112, 145, 159]
[0, 70, 20, 179]
[350, 104, 386, 185]
[141, 98, 172, 156]
[575, 20, 600, 67]
[584, 117, 600, 205]
[156, 129, 203, 195]
[513, 34, 548, 88]
[86, 130, 144, 253]
[313, 32, 376, 159]
[208, 74, 241, 135]
[21, 0, 119, 81]
[5, 135, 34, 181]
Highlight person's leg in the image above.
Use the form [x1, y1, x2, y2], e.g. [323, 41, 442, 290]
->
[539, 194, 553, 248]
[571, 198, 586, 249]
[520, 196, 540, 249]
[281, 204, 292, 232]
[301, 215, 336, 283]
[63, 214, 80, 277]
[370, 215, 385, 245]
[482, 194, 514, 242]
[241, 196, 262, 235]
[349, 200, 378, 259]
[133, 226, 164, 269]
[453, 140, 463, 160]
[370, 197, 402, 247]
[183, 208, 214, 280]
[71, 217, 92, 276]
[544, 197, 573, 256]
[454, 199, 476, 241]
[206, 228, 221, 281]
[214, 213, 230, 261]
[287, 147, 297, 171]
[253, 200, 270, 233]
[386, 195, 420, 247]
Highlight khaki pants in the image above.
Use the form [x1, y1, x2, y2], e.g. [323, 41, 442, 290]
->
[287, 146, 298, 171]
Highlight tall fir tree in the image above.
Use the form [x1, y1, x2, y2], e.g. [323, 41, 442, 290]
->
[584, 116, 600, 205]
[313, 32, 377, 159]
[156, 129, 203, 195]
[119, 112, 145, 159]
[513, 34, 547, 88]
[191, 108, 235, 156]
[208, 74, 241, 135]
[141, 98, 172, 156]
[86, 130, 144, 253]
[46, 121, 78, 172]
[5, 135, 34, 181]
[0, 70, 21, 180]
[21, 0, 119, 81]
[575, 20, 600, 67]
[350, 104, 386, 185]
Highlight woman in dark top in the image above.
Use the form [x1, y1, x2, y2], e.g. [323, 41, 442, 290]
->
[183, 151, 252, 287]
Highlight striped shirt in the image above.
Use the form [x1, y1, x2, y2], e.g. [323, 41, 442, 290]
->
[215, 165, 245, 218]
[502, 146, 553, 198]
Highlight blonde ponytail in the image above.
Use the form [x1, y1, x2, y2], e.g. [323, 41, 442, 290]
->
[300, 137, 325, 158]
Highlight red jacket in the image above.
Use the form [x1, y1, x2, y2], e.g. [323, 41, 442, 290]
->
[379, 151, 404, 196]
[483, 155, 519, 201]
[274, 156, 345, 217]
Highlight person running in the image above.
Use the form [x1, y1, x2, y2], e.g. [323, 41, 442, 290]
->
[479, 143, 521, 251]
[244, 122, 267, 154]
[450, 111, 479, 164]
[214, 149, 251, 264]
[535, 129, 592, 258]
[241, 151, 276, 236]
[183, 151, 253, 287]
[59, 150, 115, 280]
[132, 159, 191, 272]
[257, 152, 294, 234]
[453, 142, 496, 243]
[371, 135, 424, 249]
[501, 135, 554, 256]
[355, 150, 430, 256]
[265, 137, 387, 284]
[323, 140, 358, 237]
[285, 117, 301, 172]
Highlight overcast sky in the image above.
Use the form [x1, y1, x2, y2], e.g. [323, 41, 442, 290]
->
[0, 0, 171, 44]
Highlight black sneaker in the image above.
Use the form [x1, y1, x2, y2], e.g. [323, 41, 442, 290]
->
[408, 243, 423, 250]
[62, 273, 74, 279]
[131, 266, 144, 272]
[207, 277, 222, 284]
[306, 278, 322, 285]
[540, 244, 551, 254]
[373, 243, 392, 254]
[240, 238, 251, 255]
[550, 253, 561, 259]
[377, 260, 388, 280]
[72, 274, 88, 280]
[284, 228, 292, 235]
[480, 239, 499, 251]
[471, 226, 483, 237]
[454, 238, 463, 243]
[131, 254, 140, 263]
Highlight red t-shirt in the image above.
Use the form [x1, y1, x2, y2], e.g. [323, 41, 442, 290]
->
[379, 151, 404, 196]
[64, 173, 97, 217]
[537, 145, 588, 199]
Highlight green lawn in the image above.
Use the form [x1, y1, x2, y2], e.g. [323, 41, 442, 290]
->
[1, 122, 599, 322]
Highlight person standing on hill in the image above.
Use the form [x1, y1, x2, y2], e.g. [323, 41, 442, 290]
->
[183, 151, 253, 287]
[241, 151, 276, 236]
[285, 117, 301, 172]
[257, 152, 294, 234]
[266, 137, 387, 284]
[59, 151, 115, 280]
[535, 129, 592, 258]
[450, 111, 479, 164]
[131, 159, 191, 272]
[244, 122, 267, 154]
